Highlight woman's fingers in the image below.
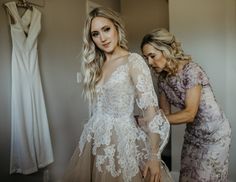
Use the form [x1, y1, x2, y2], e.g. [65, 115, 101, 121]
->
[138, 117, 145, 126]
[152, 173, 160, 182]
[143, 165, 148, 178]
[143, 160, 161, 182]
[150, 175, 155, 182]
[155, 173, 160, 182]
[154, 175, 157, 182]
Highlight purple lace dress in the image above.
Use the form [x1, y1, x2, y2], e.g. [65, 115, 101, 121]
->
[158, 62, 231, 182]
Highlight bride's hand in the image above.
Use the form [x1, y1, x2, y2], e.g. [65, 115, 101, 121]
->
[143, 159, 161, 182]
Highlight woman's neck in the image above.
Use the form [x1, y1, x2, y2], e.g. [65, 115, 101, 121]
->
[105, 47, 129, 62]
[177, 60, 189, 73]
[163, 59, 189, 76]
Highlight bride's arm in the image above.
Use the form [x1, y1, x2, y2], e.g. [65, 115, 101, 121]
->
[128, 54, 170, 179]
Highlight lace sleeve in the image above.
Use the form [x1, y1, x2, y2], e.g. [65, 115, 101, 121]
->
[128, 53, 170, 159]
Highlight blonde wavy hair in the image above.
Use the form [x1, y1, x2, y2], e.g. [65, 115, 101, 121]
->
[81, 7, 128, 103]
[141, 28, 191, 76]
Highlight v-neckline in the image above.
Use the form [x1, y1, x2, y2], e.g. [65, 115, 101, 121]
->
[96, 54, 131, 88]
[13, 1, 34, 38]
[98, 63, 129, 88]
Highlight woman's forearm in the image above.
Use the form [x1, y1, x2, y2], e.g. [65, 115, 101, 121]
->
[167, 109, 195, 124]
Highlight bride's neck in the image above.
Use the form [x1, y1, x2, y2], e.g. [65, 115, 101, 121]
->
[105, 47, 128, 62]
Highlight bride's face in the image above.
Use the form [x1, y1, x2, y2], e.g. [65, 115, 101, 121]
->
[90, 16, 119, 54]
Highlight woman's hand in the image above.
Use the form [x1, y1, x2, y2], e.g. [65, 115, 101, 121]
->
[143, 159, 161, 182]
[134, 115, 146, 127]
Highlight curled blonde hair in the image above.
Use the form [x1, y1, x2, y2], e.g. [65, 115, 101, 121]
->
[141, 28, 191, 76]
[81, 7, 128, 103]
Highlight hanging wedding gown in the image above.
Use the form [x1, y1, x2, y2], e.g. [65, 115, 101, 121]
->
[5, 2, 54, 174]
[63, 53, 173, 182]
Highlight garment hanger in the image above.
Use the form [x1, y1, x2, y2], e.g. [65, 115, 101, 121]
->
[16, 0, 33, 10]
[28, 0, 45, 8]
[2, 0, 45, 10]
[17, 0, 45, 8]
[2, 0, 45, 24]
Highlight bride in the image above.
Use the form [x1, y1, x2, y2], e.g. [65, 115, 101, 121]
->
[63, 7, 173, 182]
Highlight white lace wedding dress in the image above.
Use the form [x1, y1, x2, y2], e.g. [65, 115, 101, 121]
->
[63, 53, 173, 182]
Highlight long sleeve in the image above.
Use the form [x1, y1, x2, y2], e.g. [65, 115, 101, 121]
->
[128, 53, 170, 159]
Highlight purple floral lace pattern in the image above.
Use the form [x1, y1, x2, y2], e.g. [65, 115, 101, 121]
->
[180, 135, 231, 182]
[182, 62, 209, 89]
[158, 62, 231, 181]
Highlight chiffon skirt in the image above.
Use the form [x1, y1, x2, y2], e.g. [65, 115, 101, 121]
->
[62, 141, 173, 182]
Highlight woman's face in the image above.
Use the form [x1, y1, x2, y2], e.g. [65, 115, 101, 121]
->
[90, 16, 119, 54]
[142, 44, 167, 73]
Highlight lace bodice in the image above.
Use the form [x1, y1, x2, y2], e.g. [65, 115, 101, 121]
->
[95, 62, 134, 118]
[79, 53, 170, 182]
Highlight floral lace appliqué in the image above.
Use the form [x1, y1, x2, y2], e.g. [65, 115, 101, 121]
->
[78, 53, 170, 182]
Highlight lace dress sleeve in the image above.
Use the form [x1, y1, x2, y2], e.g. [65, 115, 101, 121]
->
[128, 53, 170, 160]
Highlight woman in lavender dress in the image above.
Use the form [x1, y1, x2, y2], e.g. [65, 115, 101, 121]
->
[141, 28, 231, 182]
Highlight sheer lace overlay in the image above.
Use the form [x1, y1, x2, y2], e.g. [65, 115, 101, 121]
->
[78, 53, 170, 182]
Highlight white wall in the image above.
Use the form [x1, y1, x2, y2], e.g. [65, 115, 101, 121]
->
[169, 0, 236, 181]
[225, 0, 236, 181]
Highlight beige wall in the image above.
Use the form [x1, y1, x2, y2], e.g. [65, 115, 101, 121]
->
[169, 0, 236, 181]
[0, 0, 122, 181]
[0, 0, 88, 181]
[91, 0, 120, 12]
[120, 0, 169, 53]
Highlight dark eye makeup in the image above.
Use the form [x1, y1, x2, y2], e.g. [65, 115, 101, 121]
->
[91, 26, 111, 38]
[104, 27, 110, 32]
[91, 31, 99, 37]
